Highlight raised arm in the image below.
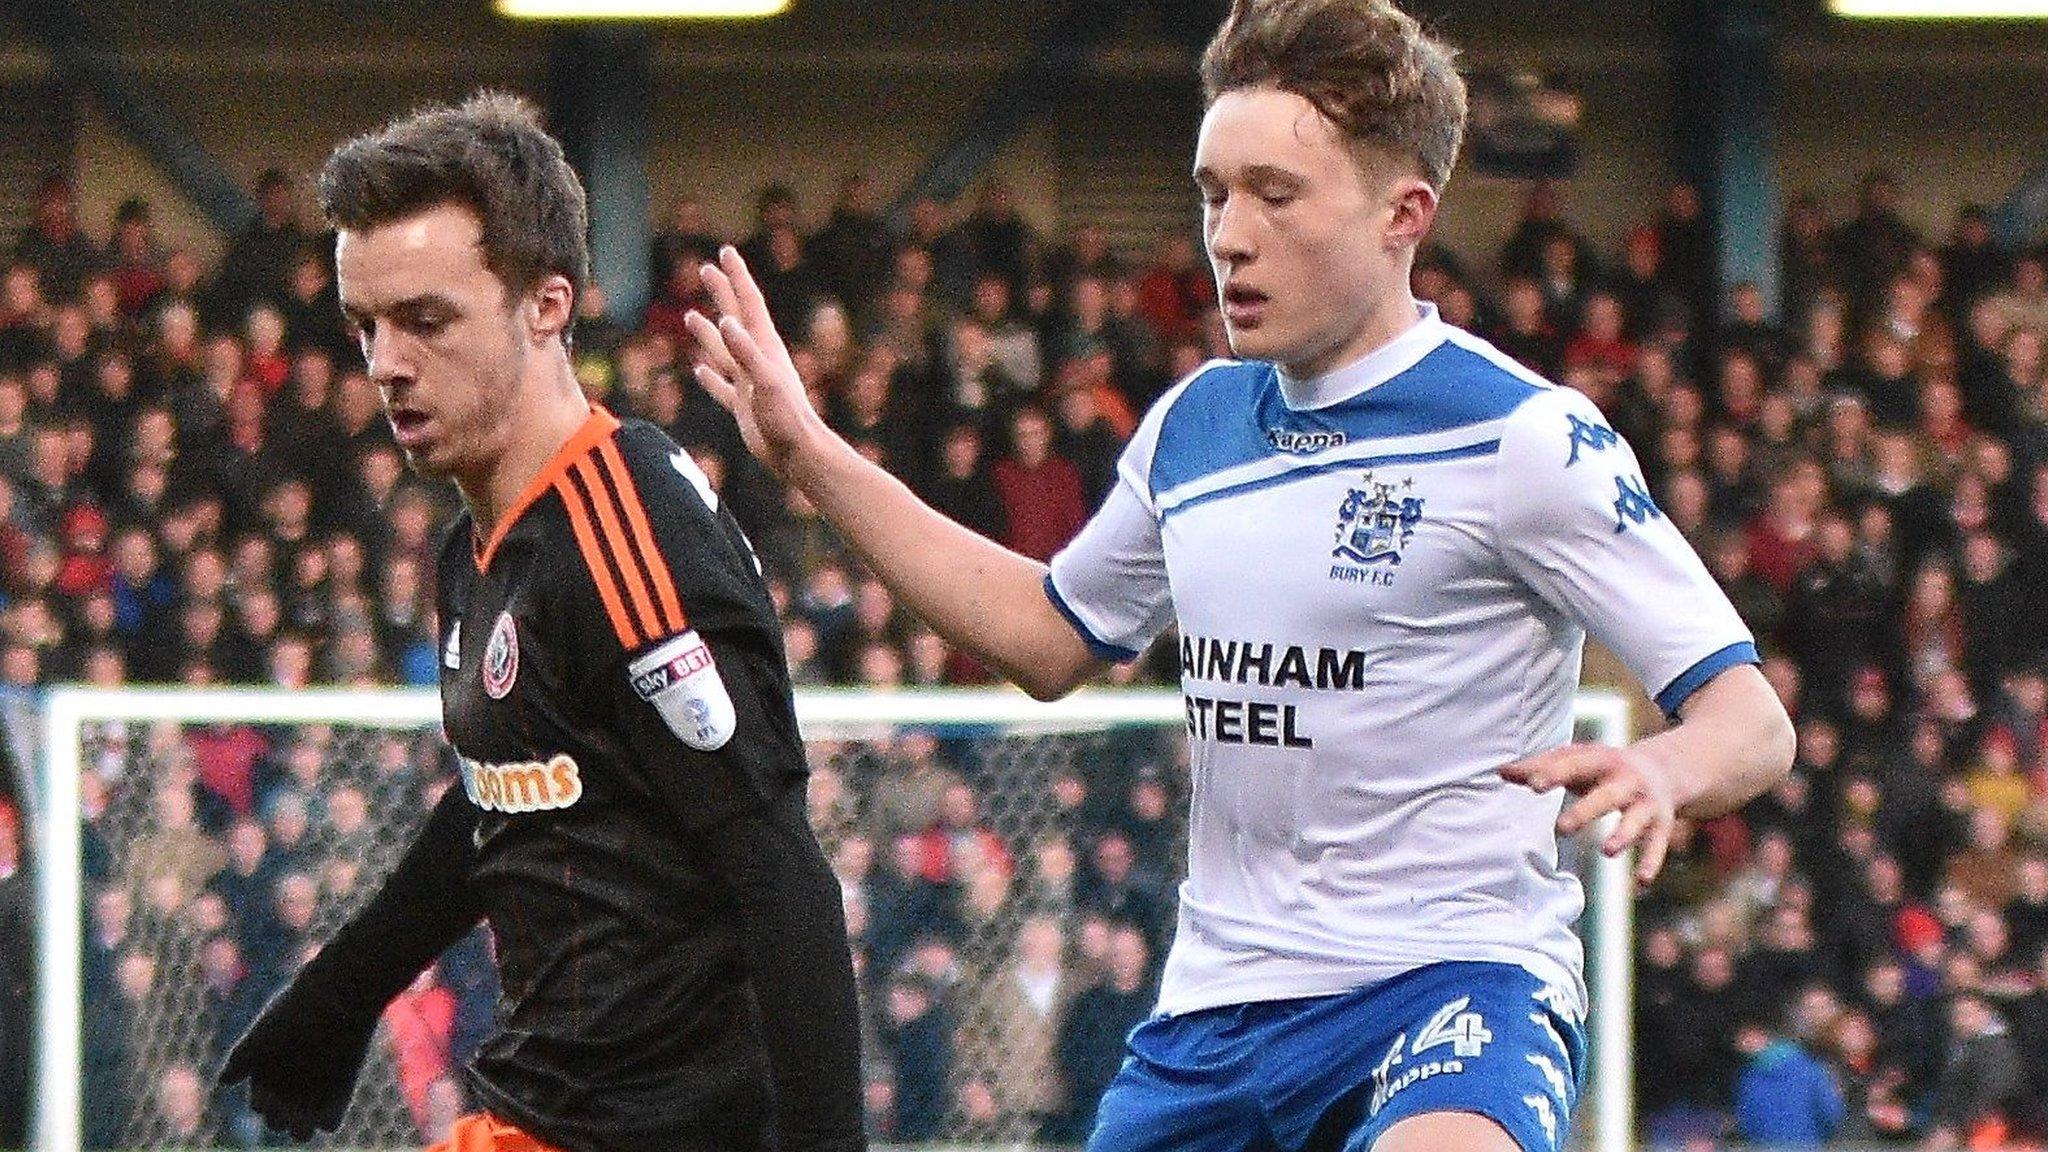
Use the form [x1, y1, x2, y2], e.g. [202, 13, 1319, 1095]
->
[686, 247, 1100, 700]
[1500, 664, 1794, 887]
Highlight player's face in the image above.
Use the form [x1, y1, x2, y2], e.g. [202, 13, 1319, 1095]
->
[1195, 86, 1433, 379]
[337, 202, 528, 483]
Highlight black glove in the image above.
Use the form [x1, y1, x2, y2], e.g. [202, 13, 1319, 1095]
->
[219, 785, 484, 1140]
[220, 966, 383, 1139]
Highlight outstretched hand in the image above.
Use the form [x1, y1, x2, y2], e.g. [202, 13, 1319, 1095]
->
[218, 977, 382, 1141]
[1500, 743, 1680, 890]
[685, 246, 824, 479]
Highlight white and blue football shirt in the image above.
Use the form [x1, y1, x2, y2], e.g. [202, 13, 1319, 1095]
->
[1045, 304, 1755, 1018]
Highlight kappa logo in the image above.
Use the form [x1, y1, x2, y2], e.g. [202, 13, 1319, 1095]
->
[1611, 474, 1662, 534]
[1564, 413, 1620, 466]
[443, 622, 461, 670]
[482, 611, 519, 699]
[461, 752, 584, 813]
[1527, 1053, 1571, 1103]
[1524, 1093, 1559, 1148]
[1368, 999, 1490, 1116]
[1268, 427, 1347, 454]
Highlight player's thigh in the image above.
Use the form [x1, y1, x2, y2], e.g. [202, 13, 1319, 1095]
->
[1367, 1110, 1522, 1152]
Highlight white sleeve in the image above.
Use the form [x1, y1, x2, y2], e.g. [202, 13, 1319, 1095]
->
[1042, 372, 1199, 661]
[1495, 387, 1757, 719]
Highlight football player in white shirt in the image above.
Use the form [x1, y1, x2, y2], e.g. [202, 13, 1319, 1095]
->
[688, 2, 1793, 1148]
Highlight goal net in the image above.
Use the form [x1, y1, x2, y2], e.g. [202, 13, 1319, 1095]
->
[31, 686, 1633, 1152]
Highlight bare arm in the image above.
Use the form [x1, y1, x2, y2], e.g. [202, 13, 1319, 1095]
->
[686, 247, 1100, 700]
[1500, 663, 1794, 887]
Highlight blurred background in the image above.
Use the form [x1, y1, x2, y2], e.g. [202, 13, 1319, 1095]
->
[5, 0, 2048, 1148]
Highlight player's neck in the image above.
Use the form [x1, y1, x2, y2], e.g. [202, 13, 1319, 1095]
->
[1281, 289, 1427, 387]
[459, 371, 592, 543]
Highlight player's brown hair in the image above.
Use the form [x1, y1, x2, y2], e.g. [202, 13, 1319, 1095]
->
[1200, 0, 1467, 191]
[318, 91, 588, 343]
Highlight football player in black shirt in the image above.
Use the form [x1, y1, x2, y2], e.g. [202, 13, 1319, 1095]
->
[218, 92, 865, 1152]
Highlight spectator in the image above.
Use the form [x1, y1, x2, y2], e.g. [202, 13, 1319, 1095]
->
[959, 914, 1072, 1137]
[211, 168, 312, 329]
[1862, 958, 1945, 1097]
[990, 405, 1086, 564]
[1924, 992, 2025, 1150]
[14, 173, 100, 302]
[126, 781, 228, 901]
[808, 173, 891, 324]
[1076, 830, 1164, 960]
[915, 780, 1012, 885]
[879, 971, 954, 1143]
[864, 832, 962, 985]
[136, 1062, 214, 1148]
[1049, 921, 1154, 1144]
[918, 421, 1007, 543]
[1823, 1006, 1917, 1144]
[1730, 1014, 1844, 1147]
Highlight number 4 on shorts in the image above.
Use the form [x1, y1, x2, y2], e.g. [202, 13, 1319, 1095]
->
[1410, 997, 1493, 1059]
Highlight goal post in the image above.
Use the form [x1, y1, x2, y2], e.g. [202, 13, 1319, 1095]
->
[33, 685, 1633, 1152]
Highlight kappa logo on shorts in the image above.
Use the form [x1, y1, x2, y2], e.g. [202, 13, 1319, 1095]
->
[443, 621, 461, 670]
[1527, 1052, 1570, 1103]
[1524, 1093, 1558, 1148]
[1368, 999, 1492, 1117]
[482, 611, 519, 699]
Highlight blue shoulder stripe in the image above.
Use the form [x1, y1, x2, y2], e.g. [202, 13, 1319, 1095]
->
[1147, 344, 1543, 499]
[1148, 361, 1276, 500]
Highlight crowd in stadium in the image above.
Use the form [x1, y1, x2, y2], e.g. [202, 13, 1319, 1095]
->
[0, 154, 2047, 1148]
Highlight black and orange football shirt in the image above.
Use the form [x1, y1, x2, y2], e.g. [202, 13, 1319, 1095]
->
[435, 405, 805, 1151]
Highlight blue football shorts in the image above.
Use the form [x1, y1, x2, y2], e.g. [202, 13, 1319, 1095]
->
[1085, 960, 1586, 1152]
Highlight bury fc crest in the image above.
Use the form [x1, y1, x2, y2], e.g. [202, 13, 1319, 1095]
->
[1333, 473, 1424, 566]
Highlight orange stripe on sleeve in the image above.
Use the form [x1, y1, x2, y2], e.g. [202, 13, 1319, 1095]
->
[597, 439, 687, 633]
[571, 455, 663, 641]
[555, 475, 642, 649]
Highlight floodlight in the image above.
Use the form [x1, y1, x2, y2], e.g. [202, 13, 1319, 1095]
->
[1831, 0, 2048, 17]
[495, 0, 790, 17]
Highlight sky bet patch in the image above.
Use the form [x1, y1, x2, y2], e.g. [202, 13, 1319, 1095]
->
[629, 629, 736, 751]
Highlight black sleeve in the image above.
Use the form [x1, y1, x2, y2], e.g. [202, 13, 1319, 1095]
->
[308, 784, 484, 1010]
[579, 421, 806, 832]
[694, 786, 867, 1152]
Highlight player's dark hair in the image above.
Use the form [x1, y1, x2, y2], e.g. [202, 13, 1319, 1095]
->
[1201, 0, 1467, 191]
[318, 91, 588, 343]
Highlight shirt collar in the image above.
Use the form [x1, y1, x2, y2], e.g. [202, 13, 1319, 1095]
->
[1275, 301, 1447, 410]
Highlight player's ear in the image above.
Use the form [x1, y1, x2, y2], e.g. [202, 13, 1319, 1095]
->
[1384, 177, 1439, 252]
[527, 274, 575, 346]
